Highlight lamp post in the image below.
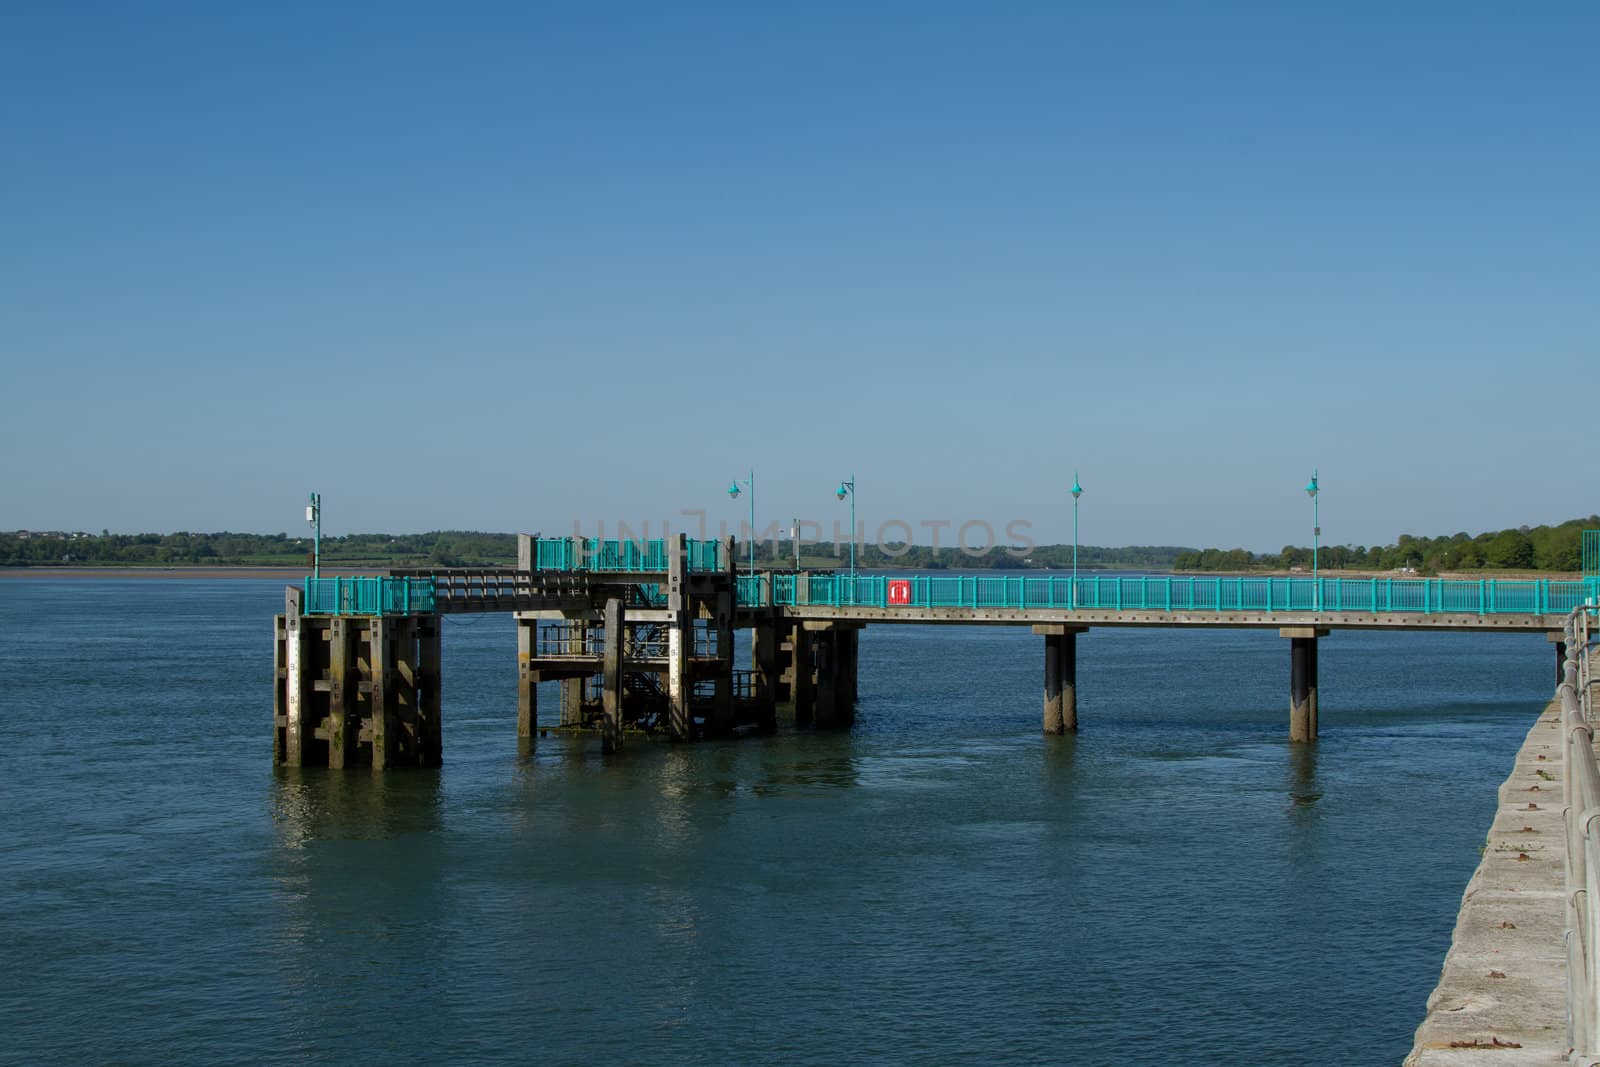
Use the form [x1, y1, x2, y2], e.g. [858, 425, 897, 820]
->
[836, 474, 856, 579]
[1070, 473, 1083, 609]
[306, 491, 321, 579]
[727, 469, 755, 575]
[1305, 469, 1320, 611]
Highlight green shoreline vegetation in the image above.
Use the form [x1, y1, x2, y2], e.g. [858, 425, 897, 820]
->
[4, 516, 1593, 575]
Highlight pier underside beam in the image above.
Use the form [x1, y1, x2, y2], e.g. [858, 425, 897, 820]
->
[1549, 631, 1567, 686]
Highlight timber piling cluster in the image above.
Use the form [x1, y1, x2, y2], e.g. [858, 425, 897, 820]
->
[274, 588, 441, 769]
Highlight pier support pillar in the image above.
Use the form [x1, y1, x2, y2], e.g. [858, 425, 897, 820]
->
[417, 614, 442, 766]
[789, 622, 815, 728]
[601, 597, 624, 753]
[517, 618, 537, 739]
[1035, 625, 1085, 734]
[814, 629, 838, 729]
[709, 587, 736, 737]
[666, 535, 694, 740]
[1282, 627, 1325, 743]
[281, 589, 315, 766]
[273, 600, 442, 770]
[806, 622, 857, 730]
[1550, 632, 1568, 687]
[752, 620, 781, 733]
[838, 625, 860, 715]
[369, 617, 397, 769]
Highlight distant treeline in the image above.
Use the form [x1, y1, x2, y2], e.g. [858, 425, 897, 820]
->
[1173, 516, 1597, 574]
[4, 517, 1593, 573]
[0, 529, 1187, 570]
[0, 530, 518, 568]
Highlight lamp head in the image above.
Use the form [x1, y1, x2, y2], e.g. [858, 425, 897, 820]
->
[728, 481, 741, 499]
[837, 481, 851, 500]
[1071, 473, 1083, 500]
[1305, 472, 1319, 498]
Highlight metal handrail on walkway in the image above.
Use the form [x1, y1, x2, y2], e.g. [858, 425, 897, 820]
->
[1560, 602, 1600, 1060]
[754, 573, 1599, 614]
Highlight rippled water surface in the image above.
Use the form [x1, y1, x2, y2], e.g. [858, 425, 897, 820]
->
[0, 579, 1555, 1064]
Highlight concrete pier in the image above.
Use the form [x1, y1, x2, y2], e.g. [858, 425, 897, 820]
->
[1404, 695, 1568, 1063]
[278, 534, 1591, 762]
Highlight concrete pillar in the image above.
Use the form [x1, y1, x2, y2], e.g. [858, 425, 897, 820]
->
[517, 532, 533, 571]
[814, 628, 842, 729]
[1043, 632, 1063, 734]
[752, 620, 780, 733]
[601, 597, 624, 753]
[517, 617, 537, 739]
[839, 626, 859, 708]
[790, 622, 815, 728]
[666, 534, 693, 740]
[1036, 625, 1083, 734]
[1283, 627, 1321, 743]
[1550, 632, 1568, 687]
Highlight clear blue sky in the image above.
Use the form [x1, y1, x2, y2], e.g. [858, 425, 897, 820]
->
[3, 2, 1594, 552]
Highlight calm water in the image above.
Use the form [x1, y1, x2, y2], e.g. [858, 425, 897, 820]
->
[0, 579, 1554, 1065]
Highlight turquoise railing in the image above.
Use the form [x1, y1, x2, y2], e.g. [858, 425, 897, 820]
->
[303, 577, 437, 616]
[529, 537, 722, 573]
[1585, 530, 1599, 576]
[735, 574, 1600, 615]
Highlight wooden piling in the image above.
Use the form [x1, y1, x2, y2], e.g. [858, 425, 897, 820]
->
[283, 589, 313, 766]
[752, 620, 780, 733]
[602, 597, 624, 753]
[417, 614, 442, 766]
[667, 535, 693, 740]
[370, 616, 396, 769]
[790, 622, 815, 728]
[517, 617, 537, 739]
[327, 617, 356, 768]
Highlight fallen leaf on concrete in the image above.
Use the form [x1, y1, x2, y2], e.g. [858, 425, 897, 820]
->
[1487, 970, 1507, 979]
